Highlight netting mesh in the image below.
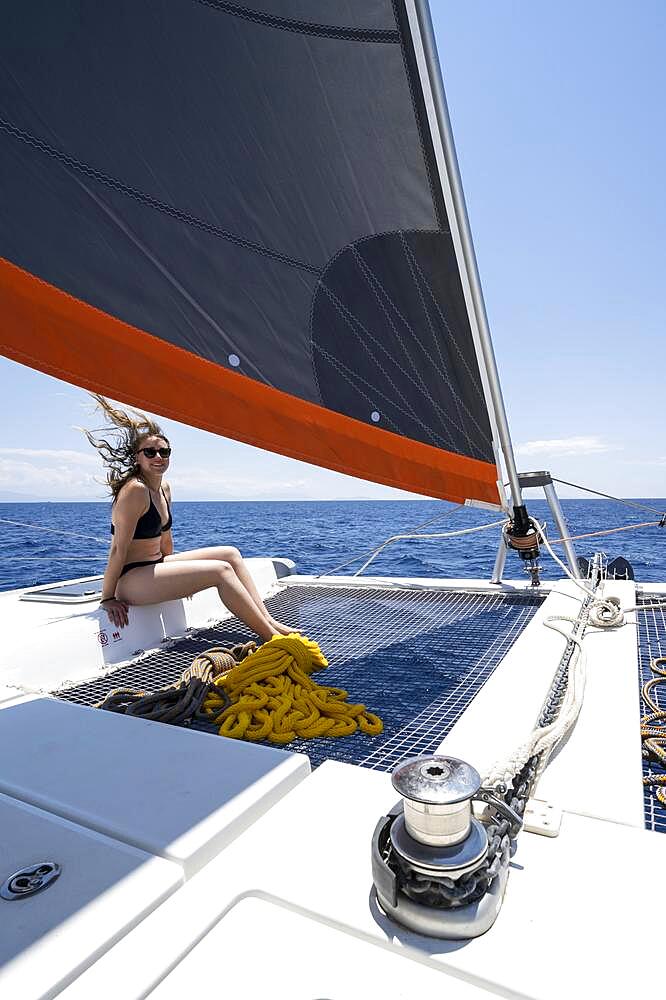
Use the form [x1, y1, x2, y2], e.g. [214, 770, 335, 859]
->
[636, 594, 666, 833]
[55, 584, 543, 769]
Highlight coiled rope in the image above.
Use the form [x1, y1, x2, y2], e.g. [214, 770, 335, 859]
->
[534, 519, 666, 622]
[97, 642, 255, 725]
[483, 608, 589, 789]
[641, 656, 666, 805]
[202, 633, 383, 744]
[98, 634, 383, 745]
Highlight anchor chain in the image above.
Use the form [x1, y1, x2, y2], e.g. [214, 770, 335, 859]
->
[382, 758, 538, 908]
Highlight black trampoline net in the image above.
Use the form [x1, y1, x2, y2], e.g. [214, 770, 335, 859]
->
[54, 584, 543, 770]
[636, 594, 666, 833]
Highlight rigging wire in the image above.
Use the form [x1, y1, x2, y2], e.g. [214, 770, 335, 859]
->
[1, 556, 107, 561]
[352, 518, 507, 577]
[550, 519, 664, 544]
[0, 516, 108, 545]
[533, 519, 666, 616]
[549, 478, 666, 518]
[318, 502, 466, 577]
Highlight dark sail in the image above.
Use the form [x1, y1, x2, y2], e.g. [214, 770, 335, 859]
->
[0, 1, 501, 504]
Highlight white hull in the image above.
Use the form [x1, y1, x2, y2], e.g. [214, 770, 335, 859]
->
[1, 561, 664, 998]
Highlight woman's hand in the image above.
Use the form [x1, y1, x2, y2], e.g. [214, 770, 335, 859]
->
[102, 598, 130, 629]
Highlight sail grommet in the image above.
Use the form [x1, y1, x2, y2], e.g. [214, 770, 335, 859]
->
[370, 411, 380, 422]
[228, 354, 240, 367]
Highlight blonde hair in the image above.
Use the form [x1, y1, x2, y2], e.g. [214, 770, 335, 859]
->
[84, 394, 169, 500]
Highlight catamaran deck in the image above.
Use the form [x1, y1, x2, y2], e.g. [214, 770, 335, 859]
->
[1, 563, 665, 998]
[54, 582, 544, 771]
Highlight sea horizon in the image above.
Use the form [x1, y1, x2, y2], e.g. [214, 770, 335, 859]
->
[2, 495, 665, 504]
[1, 497, 665, 592]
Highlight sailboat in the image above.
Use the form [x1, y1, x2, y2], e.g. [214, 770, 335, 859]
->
[1, 2, 664, 997]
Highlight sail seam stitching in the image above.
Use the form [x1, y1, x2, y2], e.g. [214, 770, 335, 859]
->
[309, 227, 449, 412]
[320, 280, 483, 456]
[399, 231, 460, 403]
[313, 299, 455, 452]
[320, 284, 443, 439]
[351, 249, 480, 453]
[192, 1, 400, 42]
[312, 343, 418, 443]
[400, 232, 487, 403]
[390, 0, 446, 231]
[351, 245, 486, 454]
[0, 119, 321, 277]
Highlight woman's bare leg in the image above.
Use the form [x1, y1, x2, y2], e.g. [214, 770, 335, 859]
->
[116, 559, 276, 642]
[165, 546, 293, 634]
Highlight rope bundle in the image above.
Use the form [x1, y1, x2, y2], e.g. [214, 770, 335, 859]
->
[97, 642, 256, 725]
[641, 655, 666, 805]
[202, 633, 383, 744]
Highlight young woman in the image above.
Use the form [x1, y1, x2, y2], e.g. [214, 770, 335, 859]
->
[86, 396, 290, 642]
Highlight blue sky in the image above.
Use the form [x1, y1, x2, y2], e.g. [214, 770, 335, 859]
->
[1, 1, 664, 501]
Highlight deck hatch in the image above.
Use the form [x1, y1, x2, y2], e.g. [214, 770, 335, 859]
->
[53, 585, 543, 770]
[20, 577, 103, 603]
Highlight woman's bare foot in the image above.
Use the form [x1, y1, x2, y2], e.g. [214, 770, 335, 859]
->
[269, 618, 295, 636]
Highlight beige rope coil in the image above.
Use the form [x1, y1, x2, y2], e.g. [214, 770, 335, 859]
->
[96, 642, 256, 724]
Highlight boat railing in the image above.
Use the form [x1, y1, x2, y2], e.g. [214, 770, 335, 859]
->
[350, 518, 507, 577]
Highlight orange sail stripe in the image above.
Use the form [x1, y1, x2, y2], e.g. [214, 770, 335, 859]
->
[0, 257, 500, 505]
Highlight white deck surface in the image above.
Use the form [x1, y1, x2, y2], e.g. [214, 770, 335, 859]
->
[0, 793, 182, 1000]
[0, 570, 660, 998]
[440, 580, 644, 827]
[59, 761, 666, 1000]
[0, 697, 310, 876]
[149, 896, 493, 1000]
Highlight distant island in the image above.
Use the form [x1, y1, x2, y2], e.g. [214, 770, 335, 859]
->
[0, 492, 105, 503]
[0, 491, 48, 502]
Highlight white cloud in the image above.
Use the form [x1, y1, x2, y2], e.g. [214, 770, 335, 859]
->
[0, 448, 98, 466]
[515, 436, 613, 458]
[168, 468, 312, 499]
[0, 454, 103, 498]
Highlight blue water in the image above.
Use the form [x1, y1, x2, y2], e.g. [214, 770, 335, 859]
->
[1, 498, 665, 592]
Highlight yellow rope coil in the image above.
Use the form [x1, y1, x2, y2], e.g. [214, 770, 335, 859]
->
[202, 633, 383, 744]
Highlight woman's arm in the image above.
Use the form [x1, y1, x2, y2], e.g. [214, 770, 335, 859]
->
[101, 483, 149, 626]
[161, 481, 174, 556]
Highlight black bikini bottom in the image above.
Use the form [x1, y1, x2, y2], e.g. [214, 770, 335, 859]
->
[119, 555, 165, 578]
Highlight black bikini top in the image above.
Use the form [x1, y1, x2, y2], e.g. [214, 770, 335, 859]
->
[110, 486, 172, 539]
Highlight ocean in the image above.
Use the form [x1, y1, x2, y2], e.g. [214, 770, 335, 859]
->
[1, 497, 665, 592]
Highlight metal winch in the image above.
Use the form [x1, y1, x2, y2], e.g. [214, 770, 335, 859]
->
[371, 755, 520, 939]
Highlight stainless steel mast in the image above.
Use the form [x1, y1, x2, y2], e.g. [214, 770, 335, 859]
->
[405, 0, 524, 511]
[403, 1, 579, 579]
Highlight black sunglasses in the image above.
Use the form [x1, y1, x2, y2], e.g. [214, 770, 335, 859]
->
[137, 447, 171, 459]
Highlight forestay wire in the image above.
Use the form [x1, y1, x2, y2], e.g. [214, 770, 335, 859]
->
[551, 477, 666, 518]
[0, 516, 108, 545]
